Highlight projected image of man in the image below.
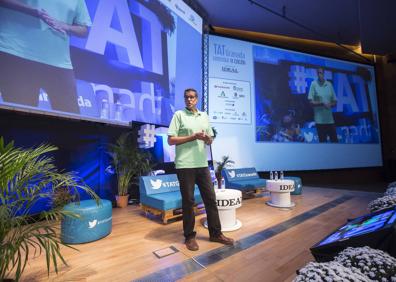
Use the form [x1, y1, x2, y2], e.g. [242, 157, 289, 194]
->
[308, 67, 338, 143]
[0, 0, 91, 114]
[168, 88, 234, 251]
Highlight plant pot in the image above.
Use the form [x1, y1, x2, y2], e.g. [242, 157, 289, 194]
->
[216, 177, 223, 189]
[116, 194, 129, 208]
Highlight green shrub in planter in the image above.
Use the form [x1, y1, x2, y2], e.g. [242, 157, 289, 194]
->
[0, 137, 98, 281]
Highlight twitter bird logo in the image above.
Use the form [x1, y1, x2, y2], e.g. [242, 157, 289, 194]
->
[304, 132, 314, 143]
[150, 179, 162, 189]
[228, 170, 236, 178]
[303, 122, 316, 143]
[88, 219, 97, 229]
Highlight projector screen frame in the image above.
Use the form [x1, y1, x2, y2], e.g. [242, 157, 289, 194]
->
[207, 32, 384, 171]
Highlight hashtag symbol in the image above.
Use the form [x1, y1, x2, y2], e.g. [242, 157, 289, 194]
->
[289, 65, 308, 94]
[138, 124, 156, 148]
[306, 68, 318, 81]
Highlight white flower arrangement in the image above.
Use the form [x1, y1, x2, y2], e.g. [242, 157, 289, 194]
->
[293, 261, 370, 282]
[385, 186, 396, 196]
[334, 246, 396, 282]
[368, 194, 396, 212]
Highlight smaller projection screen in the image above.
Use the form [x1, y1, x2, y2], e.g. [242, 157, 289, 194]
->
[208, 35, 382, 171]
[0, 0, 203, 126]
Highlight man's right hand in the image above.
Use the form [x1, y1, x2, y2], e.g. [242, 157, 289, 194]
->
[168, 131, 211, 146]
[194, 131, 206, 141]
[38, 9, 69, 36]
[323, 102, 333, 109]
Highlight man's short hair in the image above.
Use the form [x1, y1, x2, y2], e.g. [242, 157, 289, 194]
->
[317, 67, 324, 73]
[184, 88, 198, 97]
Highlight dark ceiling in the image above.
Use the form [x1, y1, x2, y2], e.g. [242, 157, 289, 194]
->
[194, 0, 396, 56]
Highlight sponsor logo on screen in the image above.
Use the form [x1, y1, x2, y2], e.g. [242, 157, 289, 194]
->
[222, 66, 239, 73]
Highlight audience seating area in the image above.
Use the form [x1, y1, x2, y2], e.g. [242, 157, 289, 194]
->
[222, 167, 266, 194]
[139, 174, 204, 224]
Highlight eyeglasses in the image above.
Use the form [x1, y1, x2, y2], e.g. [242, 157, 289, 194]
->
[184, 95, 196, 100]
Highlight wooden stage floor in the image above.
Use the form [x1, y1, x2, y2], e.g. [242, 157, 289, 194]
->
[21, 186, 382, 282]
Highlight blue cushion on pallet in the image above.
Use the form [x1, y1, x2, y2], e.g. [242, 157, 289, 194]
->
[140, 190, 202, 211]
[222, 168, 266, 191]
[139, 174, 203, 211]
[228, 179, 267, 191]
[61, 199, 112, 244]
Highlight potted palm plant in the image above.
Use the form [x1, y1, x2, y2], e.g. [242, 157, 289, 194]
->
[108, 132, 153, 208]
[214, 155, 234, 189]
[0, 137, 98, 281]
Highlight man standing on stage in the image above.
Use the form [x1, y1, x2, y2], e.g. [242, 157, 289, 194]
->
[308, 67, 338, 143]
[168, 88, 234, 251]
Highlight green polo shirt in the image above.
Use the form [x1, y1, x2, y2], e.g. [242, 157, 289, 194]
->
[168, 108, 214, 169]
[308, 80, 337, 124]
[0, 0, 91, 69]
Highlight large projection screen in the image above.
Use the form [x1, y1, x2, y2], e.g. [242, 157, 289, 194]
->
[208, 35, 382, 171]
[0, 0, 202, 126]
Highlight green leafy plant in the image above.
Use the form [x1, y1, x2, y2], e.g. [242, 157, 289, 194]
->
[214, 155, 234, 189]
[108, 132, 153, 197]
[51, 186, 75, 209]
[0, 137, 98, 281]
[211, 127, 218, 139]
